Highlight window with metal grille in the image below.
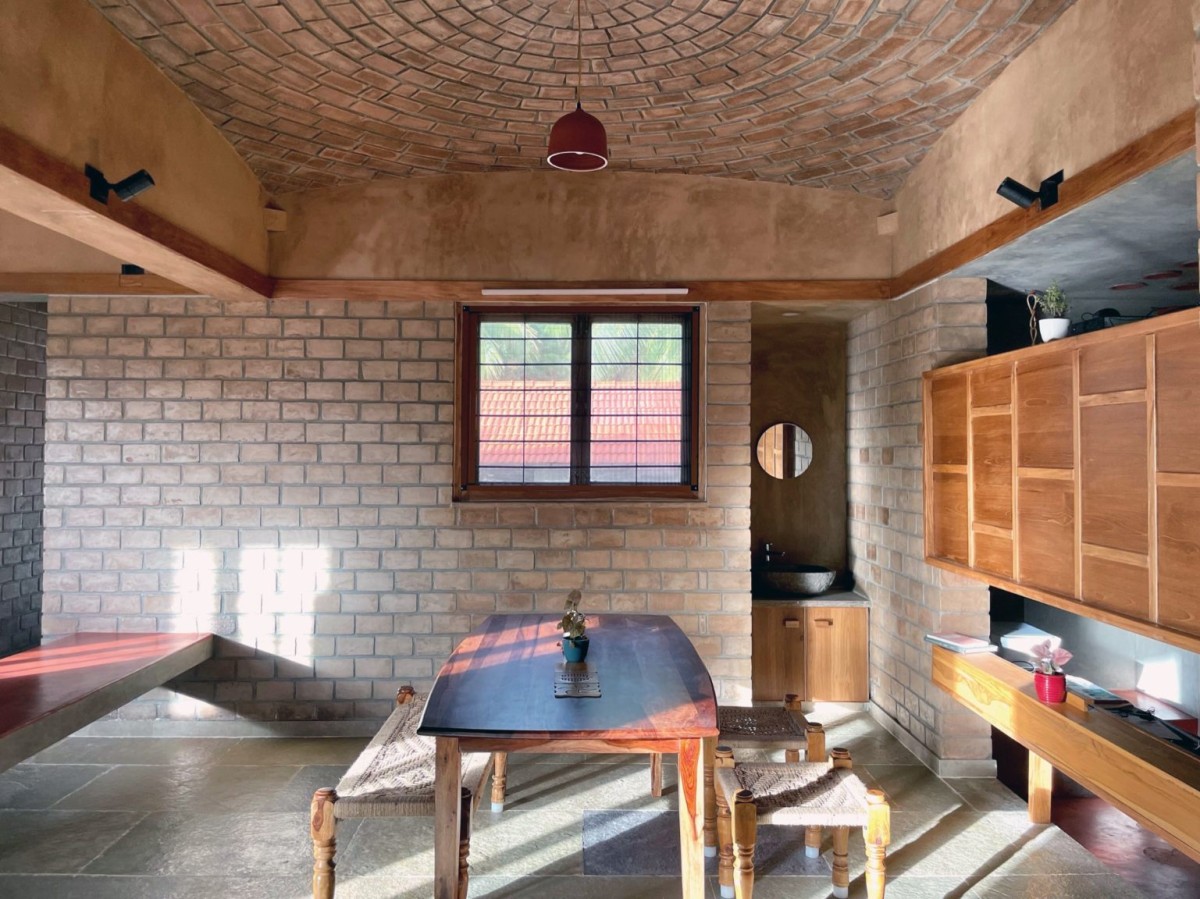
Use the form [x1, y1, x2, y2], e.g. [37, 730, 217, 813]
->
[455, 305, 702, 501]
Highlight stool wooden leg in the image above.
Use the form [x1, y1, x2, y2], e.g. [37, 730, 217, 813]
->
[491, 751, 508, 812]
[784, 695, 803, 763]
[732, 789, 757, 899]
[864, 789, 890, 899]
[310, 788, 337, 899]
[804, 823, 822, 859]
[716, 775, 734, 898]
[458, 787, 472, 899]
[805, 722, 826, 762]
[650, 752, 663, 797]
[831, 826, 850, 899]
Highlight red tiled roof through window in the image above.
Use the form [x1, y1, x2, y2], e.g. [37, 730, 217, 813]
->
[479, 381, 682, 467]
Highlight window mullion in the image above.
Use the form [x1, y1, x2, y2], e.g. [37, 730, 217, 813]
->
[571, 315, 591, 485]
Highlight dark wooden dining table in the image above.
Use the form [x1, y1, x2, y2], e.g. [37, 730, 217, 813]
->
[418, 613, 719, 898]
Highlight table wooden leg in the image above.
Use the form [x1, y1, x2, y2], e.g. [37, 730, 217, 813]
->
[434, 737, 462, 899]
[1028, 750, 1053, 824]
[677, 737, 707, 899]
[702, 737, 717, 857]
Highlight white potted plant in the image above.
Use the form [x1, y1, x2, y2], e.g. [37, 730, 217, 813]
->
[1031, 281, 1070, 342]
[1030, 639, 1073, 703]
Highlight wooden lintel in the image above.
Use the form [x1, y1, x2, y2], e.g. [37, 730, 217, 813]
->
[0, 273, 195, 297]
[892, 110, 1195, 299]
[0, 126, 271, 302]
[271, 278, 892, 302]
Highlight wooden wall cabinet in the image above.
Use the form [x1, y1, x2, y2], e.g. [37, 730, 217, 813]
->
[752, 602, 868, 702]
[922, 309, 1200, 654]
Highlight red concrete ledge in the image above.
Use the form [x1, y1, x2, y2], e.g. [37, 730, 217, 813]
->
[0, 632, 213, 774]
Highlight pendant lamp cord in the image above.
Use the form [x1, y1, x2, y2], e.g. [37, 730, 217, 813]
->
[575, 0, 583, 106]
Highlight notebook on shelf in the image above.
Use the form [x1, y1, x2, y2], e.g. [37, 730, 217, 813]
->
[924, 632, 998, 654]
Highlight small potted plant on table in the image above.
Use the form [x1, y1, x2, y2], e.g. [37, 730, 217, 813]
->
[1030, 639, 1073, 703]
[558, 589, 589, 663]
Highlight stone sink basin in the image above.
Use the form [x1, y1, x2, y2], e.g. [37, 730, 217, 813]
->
[756, 564, 836, 596]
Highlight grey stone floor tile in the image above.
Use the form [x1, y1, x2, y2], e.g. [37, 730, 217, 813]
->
[216, 737, 370, 766]
[501, 760, 675, 812]
[468, 874, 698, 898]
[0, 810, 145, 873]
[0, 874, 314, 898]
[860, 763, 969, 815]
[0, 763, 110, 809]
[28, 737, 239, 767]
[82, 811, 321, 877]
[946, 778, 1028, 813]
[258, 764, 351, 812]
[965, 873, 1147, 898]
[727, 874, 978, 898]
[54, 764, 304, 813]
[336, 815, 438, 879]
[470, 809, 585, 875]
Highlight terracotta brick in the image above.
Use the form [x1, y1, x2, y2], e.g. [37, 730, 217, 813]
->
[96, 1, 1071, 197]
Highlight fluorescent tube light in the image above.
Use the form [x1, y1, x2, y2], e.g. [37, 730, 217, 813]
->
[480, 288, 689, 297]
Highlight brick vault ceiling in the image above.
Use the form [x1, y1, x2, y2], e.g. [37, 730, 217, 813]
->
[93, 0, 1077, 198]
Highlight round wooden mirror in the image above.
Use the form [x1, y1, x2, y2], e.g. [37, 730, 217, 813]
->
[756, 422, 813, 479]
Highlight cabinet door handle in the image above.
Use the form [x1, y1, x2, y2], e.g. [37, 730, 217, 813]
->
[783, 618, 801, 628]
[813, 618, 833, 627]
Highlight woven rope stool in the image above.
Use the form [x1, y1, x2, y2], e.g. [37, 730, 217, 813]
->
[714, 747, 890, 899]
[698, 695, 826, 858]
[309, 686, 505, 899]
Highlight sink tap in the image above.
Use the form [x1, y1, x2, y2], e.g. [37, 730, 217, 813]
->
[763, 543, 785, 567]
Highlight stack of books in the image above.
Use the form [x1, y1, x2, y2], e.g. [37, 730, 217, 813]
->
[924, 632, 998, 653]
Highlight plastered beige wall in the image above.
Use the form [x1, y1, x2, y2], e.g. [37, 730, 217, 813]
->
[0, 0, 268, 272]
[271, 172, 892, 282]
[0, 211, 121, 273]
[894, 0, 1193, 273]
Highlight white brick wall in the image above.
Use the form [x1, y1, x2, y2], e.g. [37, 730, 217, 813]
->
[846, 279, 992, 763]
[42, 297, 751, 722]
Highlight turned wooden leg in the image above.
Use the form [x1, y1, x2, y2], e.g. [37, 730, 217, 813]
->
[784, 694, 803, 763]
[715, 759, 734, 899]
[491, 751, 508, 812]
[397, 685, 416, 705]
[650, 752, 663, 797]
[831, 826, 850, 899]
[310, 788, 337, 899]
[805, 722, 826, 762]
[457, 786, 472, 899]
[864, 789, 890, 899]
[732, 789, 757, 899]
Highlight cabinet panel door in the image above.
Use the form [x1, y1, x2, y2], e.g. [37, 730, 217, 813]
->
[972, 412, 1013, 529]
[1158, 485, 1200, 637]
[1081, 552, 1150, 620]
[805, 607, 868, 702]
[971, 365, 1012, 408]
[1017, 358, 1074, 469]
[930, 472, 969, 564]
[1079, 334, 1146, 396]
[1018, 476, 1075, 596]
[1156, 325, 1200, 473]
[1081, 402, 1148, 554]
[930, 375, 968, 465]
[752, 605, 805, 701]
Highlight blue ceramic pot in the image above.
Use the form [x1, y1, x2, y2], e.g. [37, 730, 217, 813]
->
[562, 635, 590, 663]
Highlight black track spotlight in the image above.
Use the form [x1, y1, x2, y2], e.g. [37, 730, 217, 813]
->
[996, 170, 1064, 210]
[84, 164, 156, 204]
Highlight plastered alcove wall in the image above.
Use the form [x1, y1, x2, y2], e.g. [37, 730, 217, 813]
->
[750, 322, 848, 576]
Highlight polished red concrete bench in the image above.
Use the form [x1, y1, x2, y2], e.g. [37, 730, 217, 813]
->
[0, 632, 213, 774]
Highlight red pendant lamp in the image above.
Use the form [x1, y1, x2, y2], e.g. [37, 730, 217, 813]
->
[547, 0, 607, 171]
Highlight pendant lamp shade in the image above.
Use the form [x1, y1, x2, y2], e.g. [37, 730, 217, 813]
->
[547, 102, 608, 171]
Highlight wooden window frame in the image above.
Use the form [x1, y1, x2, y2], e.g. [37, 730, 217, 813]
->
[454, 303, 705, 502]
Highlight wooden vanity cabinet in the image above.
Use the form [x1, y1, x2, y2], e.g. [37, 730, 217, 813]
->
[805, 606, 869, 702]
[752, 602, 869, 702]
[751, 604, 804, 701]
[922, 308, 1200, 654]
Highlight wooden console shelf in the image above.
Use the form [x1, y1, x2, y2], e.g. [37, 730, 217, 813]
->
[931, 645, 1200, 862]
[922, 307, 1200, 654]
